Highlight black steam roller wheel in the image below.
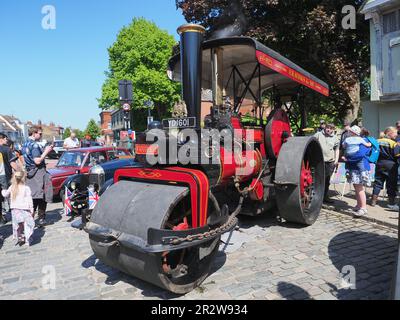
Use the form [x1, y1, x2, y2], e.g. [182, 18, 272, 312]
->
[274, 136, 325, 225]
[87, 180, 221, 294]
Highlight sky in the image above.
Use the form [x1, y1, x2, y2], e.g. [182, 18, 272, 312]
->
[0, 0, 186, 130]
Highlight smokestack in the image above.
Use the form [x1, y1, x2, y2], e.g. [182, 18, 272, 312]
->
[177, 24, 205, 129]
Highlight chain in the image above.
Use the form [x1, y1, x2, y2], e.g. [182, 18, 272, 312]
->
[165, 213, 239, 246]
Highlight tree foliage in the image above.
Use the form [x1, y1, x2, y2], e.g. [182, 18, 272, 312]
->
[99, 18, 181, 131]
[62, 127, 71, 140]
[84, 119, 101, 139]
[176, 0, 370, 123]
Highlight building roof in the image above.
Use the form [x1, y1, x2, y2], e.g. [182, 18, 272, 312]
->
[0, 115, 18, 132]
[360, 0, 399, 14]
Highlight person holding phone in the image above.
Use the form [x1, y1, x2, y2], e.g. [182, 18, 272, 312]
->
[22, 126, 54, 227]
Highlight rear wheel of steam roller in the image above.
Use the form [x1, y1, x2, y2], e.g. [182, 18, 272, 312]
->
[274, 137, 324, 225]
[88, 180, 221, 294]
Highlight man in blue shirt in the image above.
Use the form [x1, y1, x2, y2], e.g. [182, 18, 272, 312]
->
[22, 126, 54, 226]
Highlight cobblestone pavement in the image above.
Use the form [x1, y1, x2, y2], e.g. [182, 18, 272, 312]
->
[0, 203, 398, 300]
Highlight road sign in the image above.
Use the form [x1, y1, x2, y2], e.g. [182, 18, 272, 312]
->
[118, 80, 133, 104]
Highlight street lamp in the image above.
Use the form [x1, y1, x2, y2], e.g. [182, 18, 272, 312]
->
[145, 100, 154, 125]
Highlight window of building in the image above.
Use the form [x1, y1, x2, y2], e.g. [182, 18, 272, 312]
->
[383, 10, 400, 34]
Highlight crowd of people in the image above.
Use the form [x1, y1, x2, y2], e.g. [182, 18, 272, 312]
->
[0, 129, 105, 246]
[315, 120, 400, 217]
[0, 126, 53, 246]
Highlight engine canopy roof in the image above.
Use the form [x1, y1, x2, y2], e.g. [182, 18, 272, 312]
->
[168, 37, 329, 98]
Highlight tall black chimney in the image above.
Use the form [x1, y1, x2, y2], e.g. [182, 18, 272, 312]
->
[177, 24, 205, 130]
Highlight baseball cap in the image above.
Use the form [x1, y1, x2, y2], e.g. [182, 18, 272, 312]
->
[349, 125, 361, 136]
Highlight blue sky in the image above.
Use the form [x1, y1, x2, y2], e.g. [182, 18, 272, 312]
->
[0, 0, 186, 130]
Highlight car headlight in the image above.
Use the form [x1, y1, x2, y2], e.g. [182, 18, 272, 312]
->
[89, 165, 105, 176]
[70, 181, 77, 190]
[89, 165, 105, 188]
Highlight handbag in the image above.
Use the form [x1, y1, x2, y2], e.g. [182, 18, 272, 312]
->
[26, 167, 39, 179]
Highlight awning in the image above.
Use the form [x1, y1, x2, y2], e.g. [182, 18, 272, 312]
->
[168, 37, 329, 99]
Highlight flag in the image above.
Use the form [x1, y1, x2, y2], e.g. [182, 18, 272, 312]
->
[64, 187, 73, 216]
[88, 187, 99, 210]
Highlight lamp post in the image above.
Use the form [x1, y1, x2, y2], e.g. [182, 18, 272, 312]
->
[145, 100, 154, 125]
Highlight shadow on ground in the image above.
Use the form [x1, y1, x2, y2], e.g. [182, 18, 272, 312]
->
[238, 210, 309, 231]
[277, 282, 313, 300]
[327, 231, 398, 300]
[81, 248, 227, 299]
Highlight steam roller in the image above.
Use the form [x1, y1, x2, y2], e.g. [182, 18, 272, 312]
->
[85, 23, 330, 294]
[87, 180, 223, 293]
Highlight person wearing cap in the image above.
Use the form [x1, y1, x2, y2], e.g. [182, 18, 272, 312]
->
[342, 125, 372, 217]
[314, 123, 339, 204]
[317, 120, 326, 133]
[342, 125, 372, 176]
[371, 127, 400, 211]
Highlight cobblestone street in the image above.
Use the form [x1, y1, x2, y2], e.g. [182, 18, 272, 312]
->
[0, 202, 398, 300]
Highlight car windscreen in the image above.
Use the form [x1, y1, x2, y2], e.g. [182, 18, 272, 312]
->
[53, 141, 64, 147]
[57, 151, 86, 167]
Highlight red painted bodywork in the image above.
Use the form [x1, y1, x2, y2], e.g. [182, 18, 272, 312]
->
[249, 179, 264, 201]
[49, 147, 131, 197]
[256, 50, 330, 96]
[114, 167, 209, 228]
[269, 109, 292, 158]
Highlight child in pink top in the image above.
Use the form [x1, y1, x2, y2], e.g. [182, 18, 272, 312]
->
[1, 170, 34, 246]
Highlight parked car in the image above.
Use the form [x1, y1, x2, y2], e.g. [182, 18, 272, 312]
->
[63, 156, 142, 228]
[48, 146, 132, 200]
[47, 140, 65, 159]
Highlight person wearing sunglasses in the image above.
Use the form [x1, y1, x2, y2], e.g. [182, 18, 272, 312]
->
[22, 126, 54, 227]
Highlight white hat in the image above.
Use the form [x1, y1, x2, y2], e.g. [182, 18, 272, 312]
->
[349, 125, 361, 136]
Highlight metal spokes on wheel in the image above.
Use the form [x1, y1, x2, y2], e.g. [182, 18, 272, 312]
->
[275, 136, 325, 226]
[300, 160, 315, 210]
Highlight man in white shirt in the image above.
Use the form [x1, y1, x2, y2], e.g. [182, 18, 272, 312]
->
[63, 132, 80, 149]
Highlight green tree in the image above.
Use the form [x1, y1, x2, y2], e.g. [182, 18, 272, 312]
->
[84, 119, 101, 139]
[99, 18, 181, 131]
[176, 0, 370, 123]
[74, 129, 85, 141]
[62, 127, 71, 140]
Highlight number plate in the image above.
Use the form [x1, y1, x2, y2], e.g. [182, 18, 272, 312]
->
[135, 144, 159, 156]
[162, 117, 196, 129]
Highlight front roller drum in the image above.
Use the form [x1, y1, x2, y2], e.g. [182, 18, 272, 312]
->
[88, 180, 220, 294]
[275, 136, 325, 225]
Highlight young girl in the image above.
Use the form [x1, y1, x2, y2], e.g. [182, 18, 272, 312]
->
[1, 170, 35, 246]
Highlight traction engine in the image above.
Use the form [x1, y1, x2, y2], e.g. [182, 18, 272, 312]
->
[85, 24, 328, 294]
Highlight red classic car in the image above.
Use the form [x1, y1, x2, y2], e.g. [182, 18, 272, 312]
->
[48, 146, 132, 199]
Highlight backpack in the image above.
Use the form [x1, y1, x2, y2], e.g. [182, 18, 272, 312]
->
[366, 136, 379, 163]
